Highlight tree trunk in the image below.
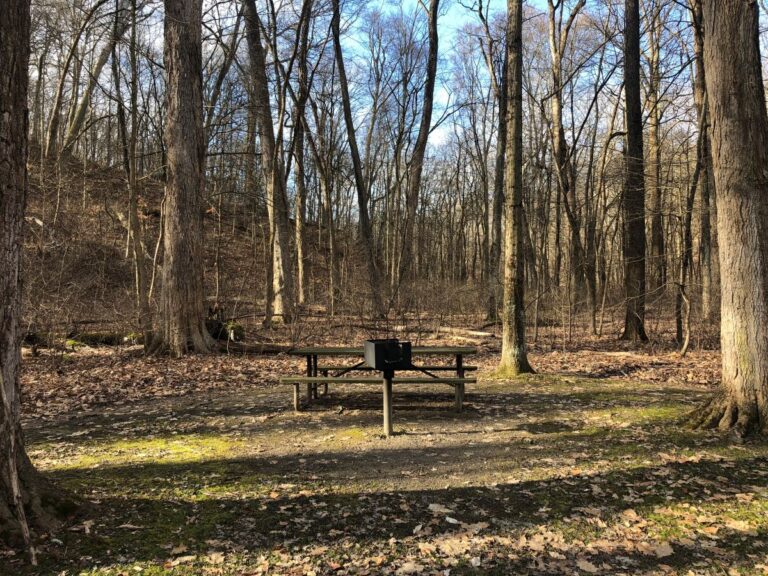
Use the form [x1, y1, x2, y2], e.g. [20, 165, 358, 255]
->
[690, 0, 718, 324]
[688, 0, 768, 436]
[677, 114, 702, 345]
[294, 1, 311, 307]
[154, 0, 214, 356]
[243, 0, 296, 324]
[62, 0, 130, 153]
[620, 0, 648, 342]
[488, 56, 507, 322]
[394, 0, 440, 300]
[331, 0, 385, 317]
[127, 0, 152, 348]
[547, 0, 586, 308]
[499, 0, 534, 375]
[647, 5, 665, 295]
[1, 0, 76, 554]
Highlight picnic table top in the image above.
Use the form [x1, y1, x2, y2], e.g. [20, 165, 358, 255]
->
[289, 346, 477, 356]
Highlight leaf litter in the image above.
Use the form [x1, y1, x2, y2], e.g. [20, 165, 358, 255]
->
[2, 341, 768, 575]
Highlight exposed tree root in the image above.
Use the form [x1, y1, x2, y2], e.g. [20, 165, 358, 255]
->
[0, 454, 79, 552]
[684, 391, 762, 441]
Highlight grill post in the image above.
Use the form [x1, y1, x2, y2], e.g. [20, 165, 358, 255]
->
[383, 370, 393, 437]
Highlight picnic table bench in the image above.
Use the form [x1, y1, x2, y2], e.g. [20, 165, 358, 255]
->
[281, 346, 477, 437]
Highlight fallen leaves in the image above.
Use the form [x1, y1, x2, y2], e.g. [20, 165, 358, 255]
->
[653, 542, 674, 558]
[576, 558, 599, 573]
[9, 345, 768, 576]
[427, 503, 454, 515]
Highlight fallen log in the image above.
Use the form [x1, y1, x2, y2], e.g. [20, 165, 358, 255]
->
[218, 341, 292, 354]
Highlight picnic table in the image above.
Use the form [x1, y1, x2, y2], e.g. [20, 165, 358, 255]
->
[281, 346, 477, 437]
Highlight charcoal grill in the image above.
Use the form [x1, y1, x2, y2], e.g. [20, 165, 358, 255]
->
[364, 339, 412, 373]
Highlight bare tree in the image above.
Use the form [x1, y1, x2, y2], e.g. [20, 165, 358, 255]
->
[331, 0, 385, 316]
[646, 0, 667, 296]
[689, 0, 768, 436]
[620, 0, 648, 341]
[546, 0, 586, 300]
[153, 0, 214, 355]
[394, 0, 440, 299]
[61, 0, 132, 153]
[243, 0, 296, 325]
[1, 0, 73, 560]
[499, 0, 534, 374]
[689, 0, 718, 323]
[43, 0, 111, 159]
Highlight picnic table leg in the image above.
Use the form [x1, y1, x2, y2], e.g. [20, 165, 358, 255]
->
[455, 354, 465, 412]
[312, 355, 320, 399]
[305, 355, 313, 405]
[293, 384, 301, 411]
[383, 372, 393, 437]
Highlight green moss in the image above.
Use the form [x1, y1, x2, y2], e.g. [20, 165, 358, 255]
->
[485, 367, 540, 381]
[43, 434, 247, 472]
[340, 427, 367, 441]
[66, 338, 86, 351]
[225, 321, 245, 341]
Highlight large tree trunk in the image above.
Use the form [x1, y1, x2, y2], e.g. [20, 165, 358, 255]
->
[620, 0, 648, 342]
[499, 0, 534, 375]
[689, 0, 768, 436]
[154, 0, 214, 356]
[243, 0, 296, 325]
[1, 0, 76, 554]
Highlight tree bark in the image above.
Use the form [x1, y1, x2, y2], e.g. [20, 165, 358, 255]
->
[620, 0, 648, 342]
[1, 0, 76, 553]
[647, 4, 666, 295]
[243, 0, 296, 325]
[499, 0, 534, 375]
[127, 0, 152, 349]
[488, 55, 507, 322]
[688, 0, 768, 436]
[690, 0, 718, 324]
[154, 0, 214, 356]
[293, 1, 311, 307]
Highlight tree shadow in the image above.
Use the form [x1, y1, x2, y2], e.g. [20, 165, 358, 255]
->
[11, 454, 767, 574]
[24, 382, 706, 446]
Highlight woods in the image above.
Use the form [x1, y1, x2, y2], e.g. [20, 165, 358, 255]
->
[4, 0, 768, 571]
[16, 0, 739, 336]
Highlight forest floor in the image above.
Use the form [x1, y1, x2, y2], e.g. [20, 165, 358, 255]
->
[4, 323, 768, 575]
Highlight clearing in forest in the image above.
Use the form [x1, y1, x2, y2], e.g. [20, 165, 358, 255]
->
[4, 344, 768, 575]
